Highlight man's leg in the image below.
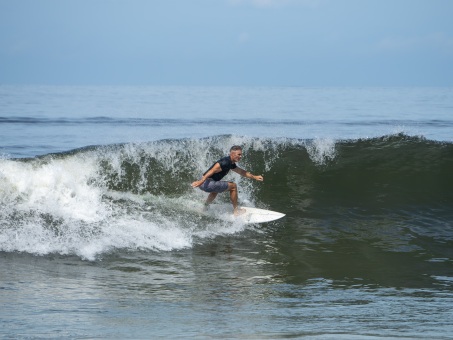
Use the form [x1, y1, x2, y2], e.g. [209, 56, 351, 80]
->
[204, 192, 218, 208]
[228, 182, 245, 215]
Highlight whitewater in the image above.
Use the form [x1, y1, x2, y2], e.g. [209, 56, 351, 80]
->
[1, 86, 453, 339]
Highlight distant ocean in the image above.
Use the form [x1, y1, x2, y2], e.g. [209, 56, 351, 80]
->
[1, 85, 453, 339]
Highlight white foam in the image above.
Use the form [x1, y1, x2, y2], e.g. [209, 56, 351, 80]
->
[306, 138, 337, 165]
[0, 140, 259, 260]
[0, 156, 106, 222]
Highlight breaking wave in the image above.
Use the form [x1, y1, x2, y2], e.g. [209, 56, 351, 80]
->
[1, 134, 452, 260]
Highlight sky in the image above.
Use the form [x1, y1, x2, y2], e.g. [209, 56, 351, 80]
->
[1, 0, 452, 86]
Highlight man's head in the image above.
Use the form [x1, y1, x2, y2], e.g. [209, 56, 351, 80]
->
[229, 145, 243, 163]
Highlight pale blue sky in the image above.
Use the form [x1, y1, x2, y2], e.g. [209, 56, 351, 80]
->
[1, 0, 452, 86]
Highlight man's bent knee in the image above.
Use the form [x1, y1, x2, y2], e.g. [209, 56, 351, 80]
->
[228, 182, 237, 190]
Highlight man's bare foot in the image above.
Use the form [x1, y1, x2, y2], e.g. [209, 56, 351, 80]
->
[234, 207, 246, 216]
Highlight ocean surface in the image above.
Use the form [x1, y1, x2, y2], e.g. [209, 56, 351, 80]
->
[1, 85, 453, 339]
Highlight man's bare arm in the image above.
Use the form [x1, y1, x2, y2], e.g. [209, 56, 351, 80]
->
[232, 167, 263, 181]
[191, 163, 223, 188]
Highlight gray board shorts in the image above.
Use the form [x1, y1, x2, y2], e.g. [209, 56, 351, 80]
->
[199, 179, 229, 193]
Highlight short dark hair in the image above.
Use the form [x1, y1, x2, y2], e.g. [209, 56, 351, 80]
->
[230, 145, 242, 152]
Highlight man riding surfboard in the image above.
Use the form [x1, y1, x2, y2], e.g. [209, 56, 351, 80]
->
[191, 145, 263, 215]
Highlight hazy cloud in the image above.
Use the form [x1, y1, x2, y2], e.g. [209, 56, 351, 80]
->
[4, 40, 33, 56]
[238, 32, 251, 44]
[227, 0, 322, 8]
[376, 33, 453, 55]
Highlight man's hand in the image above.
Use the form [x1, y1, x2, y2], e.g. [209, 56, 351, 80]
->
[254, 175, 264, 182]
[191, 179, 204, 188]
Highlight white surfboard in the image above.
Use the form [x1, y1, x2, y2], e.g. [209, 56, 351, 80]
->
[202, 204, 285, 224]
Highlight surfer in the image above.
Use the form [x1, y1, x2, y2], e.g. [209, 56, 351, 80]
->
[191, 145, 264, 215]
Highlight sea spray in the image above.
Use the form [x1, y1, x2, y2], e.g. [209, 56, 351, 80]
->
[305, 138, 337, 165]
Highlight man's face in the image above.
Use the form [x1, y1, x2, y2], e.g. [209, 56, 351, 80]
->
[230, 149, 242, 163]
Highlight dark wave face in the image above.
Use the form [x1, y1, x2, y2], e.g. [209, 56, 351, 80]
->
[94, 133, 453, 212]
[1, 133, 452, 287]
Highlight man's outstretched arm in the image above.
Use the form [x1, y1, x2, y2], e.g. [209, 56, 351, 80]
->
[232, 167, 263, 181]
